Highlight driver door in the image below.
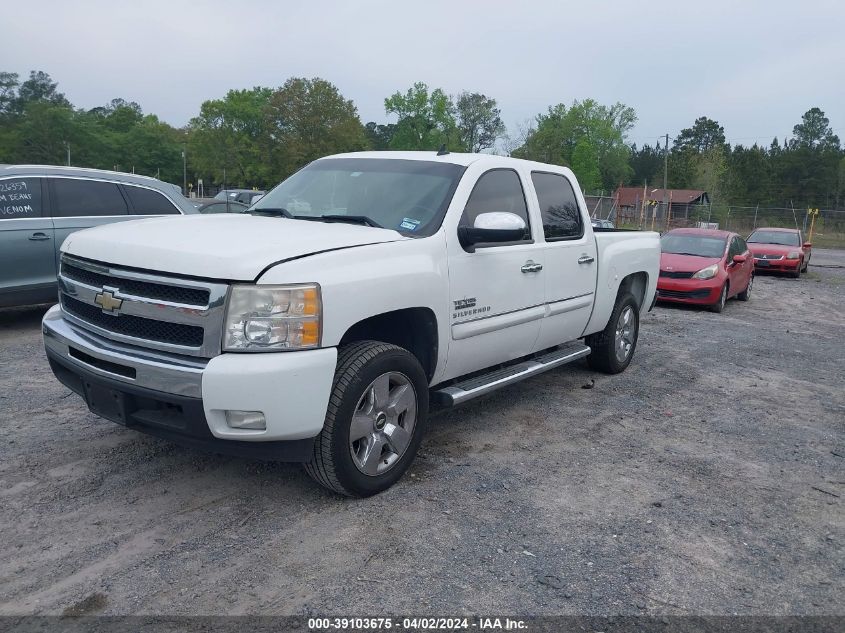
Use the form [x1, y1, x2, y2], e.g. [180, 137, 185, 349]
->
[445, 168, 544, 380]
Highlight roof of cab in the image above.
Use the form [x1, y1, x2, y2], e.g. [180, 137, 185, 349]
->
[323, 150, 493, 166]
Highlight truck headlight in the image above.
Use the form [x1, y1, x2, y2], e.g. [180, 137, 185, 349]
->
[691, 263, 719, 280]
[224, 284, 321, 351]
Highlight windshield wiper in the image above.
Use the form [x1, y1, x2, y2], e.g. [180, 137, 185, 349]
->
[313, 214, 384, 228]
[250, 207, 294, 218]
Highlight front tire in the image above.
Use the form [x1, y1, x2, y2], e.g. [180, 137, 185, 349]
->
[710, 283, 728, 313]
[586, 292, 639, 374]
[737, 275, 752, 301]
[304, 341, 428, 497]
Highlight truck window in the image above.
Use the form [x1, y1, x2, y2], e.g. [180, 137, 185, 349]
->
[123, 184, 180, 215]
[460, 169, 530, 242]
[531, 172, 583, 240]
[51, 178, 128, 217]
[0, 178, 42, 219]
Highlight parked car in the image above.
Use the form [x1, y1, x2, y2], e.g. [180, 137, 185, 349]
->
[0, 165, 196, 308]
[657, 228, 754, 312]
[42, 151, 660, 496]
[214, 189, 266, 205]
[747, 227, 811, 278]
[591, 218, 614, 229]
[197, 200, 249, 214]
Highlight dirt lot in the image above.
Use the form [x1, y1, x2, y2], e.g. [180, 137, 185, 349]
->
[0, 251, 842, 617]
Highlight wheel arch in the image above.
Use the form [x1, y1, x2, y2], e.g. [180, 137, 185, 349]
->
[617, 271, 649, 310]
[339, 307, 439, 381]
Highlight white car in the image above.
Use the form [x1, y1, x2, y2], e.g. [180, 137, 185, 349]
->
[43, 151, 660, 496]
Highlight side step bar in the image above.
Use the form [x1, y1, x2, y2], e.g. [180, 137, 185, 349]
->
[431, 341, 591, 407]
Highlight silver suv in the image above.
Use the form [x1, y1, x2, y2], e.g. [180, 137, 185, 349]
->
[0, 165, 196, 308]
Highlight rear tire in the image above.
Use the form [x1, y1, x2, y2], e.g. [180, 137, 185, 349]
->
[710, 284, 728, 313]
[304, 341, 428, 497]
[586, 292, 639, 374]
[737, 275, 752, 301]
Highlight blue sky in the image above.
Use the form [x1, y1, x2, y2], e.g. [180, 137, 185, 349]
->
[5, 0, 843, 148]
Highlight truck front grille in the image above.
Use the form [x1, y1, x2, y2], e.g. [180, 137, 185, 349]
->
[58, 255, 228, 358]
[62, 295, 205, 347]
[62, 261, 210, 306]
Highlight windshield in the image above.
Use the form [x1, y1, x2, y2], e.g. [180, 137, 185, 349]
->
[661, 234, 727, 258]
[251, 158, 466, 236]
[747, 230, 800, 246]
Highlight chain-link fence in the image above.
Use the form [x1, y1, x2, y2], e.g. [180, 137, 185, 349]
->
[585, 194, 845, 247]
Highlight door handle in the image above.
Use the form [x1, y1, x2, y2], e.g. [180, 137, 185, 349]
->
[28, 232, 51, 241]
[577, 254, 595, 265]
[521, 261, 543, 273]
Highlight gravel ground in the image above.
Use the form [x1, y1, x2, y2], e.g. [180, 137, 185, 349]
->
[0, 250, 842, 617]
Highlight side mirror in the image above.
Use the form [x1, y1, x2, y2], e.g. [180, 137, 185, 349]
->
[803, 242, 812, 249]
[732, 254, 747, 264]
[458, 212, 526, 252]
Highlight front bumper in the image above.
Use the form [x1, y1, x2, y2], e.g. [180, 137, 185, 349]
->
[656, 277, 721, 305]
[42, 305, 337, 458]
[753, 257, 799, 272]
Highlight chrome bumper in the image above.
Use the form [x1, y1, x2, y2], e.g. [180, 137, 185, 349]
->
[42, 304, 206, 398]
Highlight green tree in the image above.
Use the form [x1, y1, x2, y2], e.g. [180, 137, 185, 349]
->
[266, 77, 367, 178]
[14, 70, 69, 113]
[189, 86, 274, 186]
[673, 117, 726, 153]
[630, 143, 663, 186]
[364, 121, 396, 150]
[570, 138, 601, 192]
[790, 107, 840, 150]
[384, 82, 459, 150]
[0, 72, 19, 117]
[455, 92, 504, 152]
[514, 99, 635, 190]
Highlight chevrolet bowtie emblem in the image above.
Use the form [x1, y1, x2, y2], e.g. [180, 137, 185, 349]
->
[94, 289, 123, 314]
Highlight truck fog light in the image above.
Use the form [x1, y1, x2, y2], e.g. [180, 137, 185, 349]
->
[225, 410, 266, 430]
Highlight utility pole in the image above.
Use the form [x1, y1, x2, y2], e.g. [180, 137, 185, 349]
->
[662, 133, 669, 223]
[65, 142, 71, 167]
[182, 147, 187, 197]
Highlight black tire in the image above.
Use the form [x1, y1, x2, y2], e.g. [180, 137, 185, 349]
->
[790, 263, 801, 279]
[710, 283, 728, 313]
[737, 275, 752, 301]
[802, 256, 810, 272]
[585, 292, 639, 374]
[304, 341, 428, 497]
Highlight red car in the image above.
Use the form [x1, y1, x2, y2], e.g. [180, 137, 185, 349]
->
[747, 227, 812, 278]
[657, 228, 754, 313]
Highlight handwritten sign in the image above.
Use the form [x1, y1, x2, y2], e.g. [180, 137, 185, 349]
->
[0, 179, 41, 218]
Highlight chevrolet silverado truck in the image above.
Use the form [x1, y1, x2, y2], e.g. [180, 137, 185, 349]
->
[43, 151, 660, 496]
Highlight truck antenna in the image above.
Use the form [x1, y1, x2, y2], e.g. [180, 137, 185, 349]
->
[437, 144, 449, 156]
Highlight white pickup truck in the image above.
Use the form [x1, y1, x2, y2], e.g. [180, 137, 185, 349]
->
[43, 151, 659, 496]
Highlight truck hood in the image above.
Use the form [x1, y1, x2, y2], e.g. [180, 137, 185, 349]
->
[62, 214, 407, 280]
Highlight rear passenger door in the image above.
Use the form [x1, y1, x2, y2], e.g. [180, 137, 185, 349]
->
[0, 177, 56, 306]
[48, 178, 134, 267]
[530, 171, 598, 349]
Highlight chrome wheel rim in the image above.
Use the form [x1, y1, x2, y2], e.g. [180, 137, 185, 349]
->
[747, 276, 753, 294]
[614, 306, 636, 363]
[719, 285, 727, 308]
[349, 371, 417, 476]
